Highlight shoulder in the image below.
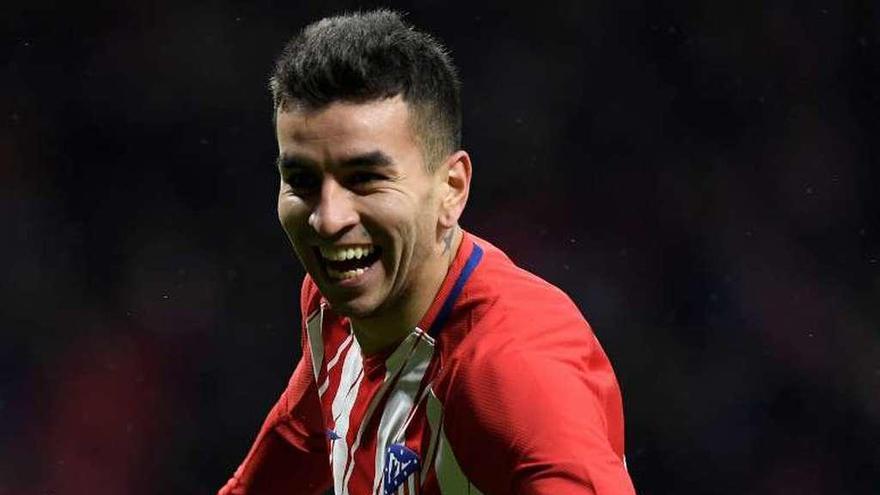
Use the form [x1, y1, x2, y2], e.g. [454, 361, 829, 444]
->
[429, 234, 631, 491]
[461, 234, 597, 358]
[440, 233, 621, 433]
[470, 234, 583, 312]
[435, 239, 629, 490]
[438, 233, 612, 407]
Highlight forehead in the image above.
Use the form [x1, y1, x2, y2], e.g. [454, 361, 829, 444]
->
[275, 96, 418, 161]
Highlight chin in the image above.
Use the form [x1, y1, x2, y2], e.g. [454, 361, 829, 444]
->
[327, 299, 380, 319]
[317, 289, 380, 316]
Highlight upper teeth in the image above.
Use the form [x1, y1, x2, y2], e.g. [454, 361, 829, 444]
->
[319, 245, 375, 261]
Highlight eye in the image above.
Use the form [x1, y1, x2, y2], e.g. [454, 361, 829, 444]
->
[284, 170, 321, 194]
[346, 171, 385, 187]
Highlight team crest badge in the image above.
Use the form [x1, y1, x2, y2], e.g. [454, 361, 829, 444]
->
[383, 443, 421, 494]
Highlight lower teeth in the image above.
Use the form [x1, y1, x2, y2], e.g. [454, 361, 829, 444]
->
[328, 267, 367, 280]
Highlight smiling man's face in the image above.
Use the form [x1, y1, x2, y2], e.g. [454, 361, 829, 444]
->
[276, 95, 446, 320]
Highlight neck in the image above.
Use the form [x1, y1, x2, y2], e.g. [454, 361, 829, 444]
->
[353, 226, 462, 355]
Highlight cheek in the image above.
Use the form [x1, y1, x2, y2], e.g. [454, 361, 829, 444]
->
[277, 195, 307, 238]
[370, 195, 423, 240]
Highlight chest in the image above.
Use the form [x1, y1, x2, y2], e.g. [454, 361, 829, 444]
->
[306, 307, 481, 495]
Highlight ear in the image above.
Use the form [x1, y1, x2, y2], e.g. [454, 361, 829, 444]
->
[437, 150, 472, 228]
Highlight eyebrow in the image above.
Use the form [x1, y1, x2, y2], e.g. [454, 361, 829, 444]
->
[276, 154, 315, 171]
[339, 151, 393, 169]
[276, 151, 394, 171]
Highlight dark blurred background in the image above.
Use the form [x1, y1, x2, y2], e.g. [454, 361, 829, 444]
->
[3, 0, 879, 493]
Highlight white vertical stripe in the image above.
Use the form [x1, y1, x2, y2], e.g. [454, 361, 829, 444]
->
[342, 375, 391, 492]
[434, 428, 479, 494]
[421, 388, 443, 481]
[330, 336, 364, 495]
[344, 330, 427, 494]
[319, 334, 354, 398]
[327, 334, 354, 371]
[305, 306, 325, 379]
[371, 331, 435, 495]
[425, 390, 483, 494]
[318, 376, 331, 397]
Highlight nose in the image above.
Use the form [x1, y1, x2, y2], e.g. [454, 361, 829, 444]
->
[308, 178, 359, 238]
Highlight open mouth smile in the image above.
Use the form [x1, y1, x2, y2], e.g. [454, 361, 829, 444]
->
[316, 244, 383, 281]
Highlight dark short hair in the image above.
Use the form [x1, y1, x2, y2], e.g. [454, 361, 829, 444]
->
[269, 10, 461, 169]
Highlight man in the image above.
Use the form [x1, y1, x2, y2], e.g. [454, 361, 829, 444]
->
[220, 10, 635, 495]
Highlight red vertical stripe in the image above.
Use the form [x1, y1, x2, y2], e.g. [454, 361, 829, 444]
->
[341, 359, 389, 493]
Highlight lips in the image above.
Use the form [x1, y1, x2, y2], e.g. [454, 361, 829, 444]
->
[316, 244, 383, 281]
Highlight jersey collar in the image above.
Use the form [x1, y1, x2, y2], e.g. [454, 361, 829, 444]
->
[418, 230, 484, 338]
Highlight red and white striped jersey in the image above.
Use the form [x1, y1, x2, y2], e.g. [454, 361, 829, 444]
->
[220, 232, 635, 495]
